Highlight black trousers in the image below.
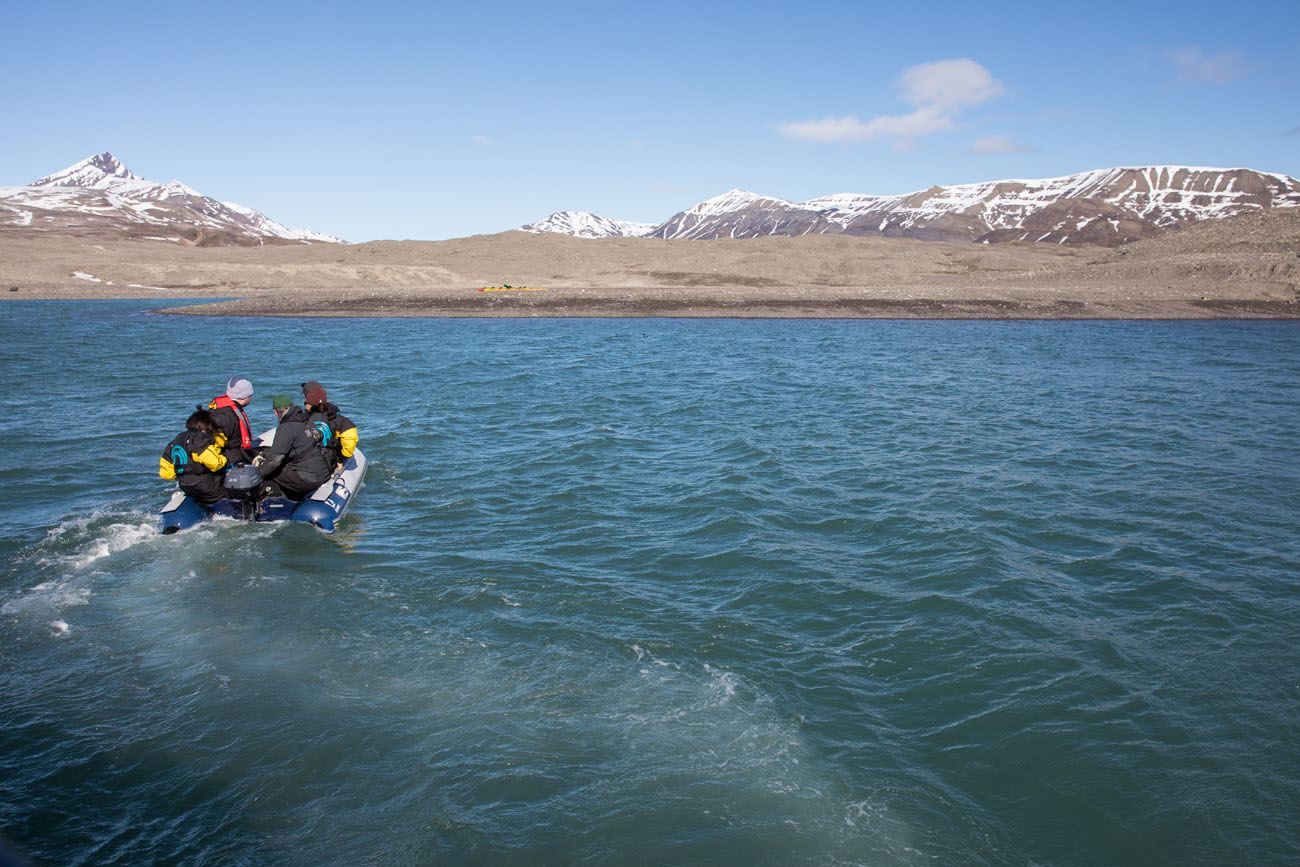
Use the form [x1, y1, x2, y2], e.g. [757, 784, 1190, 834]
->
[267, 466, 330, 502]
[179, 474, 226, 506]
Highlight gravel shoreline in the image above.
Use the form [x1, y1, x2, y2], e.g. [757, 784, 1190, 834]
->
[144, 292, 1300, 319]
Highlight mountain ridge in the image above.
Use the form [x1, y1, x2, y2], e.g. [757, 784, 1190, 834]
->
[521, 165, 1300, 246]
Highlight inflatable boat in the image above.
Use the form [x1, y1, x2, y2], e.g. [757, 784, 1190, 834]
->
[160, 433, 367, 534]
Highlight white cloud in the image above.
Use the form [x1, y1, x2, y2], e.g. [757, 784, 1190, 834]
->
[899, 58, 1004, 109]
[779, 58, 1002, 145]
[472, 135, 492, 146]
[971, 134, 1032, 154]
[1165, 46, 1244, 84]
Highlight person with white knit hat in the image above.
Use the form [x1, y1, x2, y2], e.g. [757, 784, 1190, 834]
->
[202, 376, 257, 465]
[226, 377, 253, 402]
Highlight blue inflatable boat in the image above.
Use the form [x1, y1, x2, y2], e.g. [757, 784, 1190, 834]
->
[161, 439, 367, 534]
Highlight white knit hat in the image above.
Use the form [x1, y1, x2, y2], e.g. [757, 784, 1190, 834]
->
[226, 377, 254, 401]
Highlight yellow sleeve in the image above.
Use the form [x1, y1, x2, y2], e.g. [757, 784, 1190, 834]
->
[195, 442, 228, 472]
[338, 426, 359, 458]
[159, 456, 177, 480]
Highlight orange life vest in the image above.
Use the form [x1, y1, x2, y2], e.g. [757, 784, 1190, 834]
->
[209, 395, 253, 449]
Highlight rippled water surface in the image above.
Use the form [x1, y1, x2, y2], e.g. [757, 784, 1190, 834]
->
[1, 302, 1298, 866]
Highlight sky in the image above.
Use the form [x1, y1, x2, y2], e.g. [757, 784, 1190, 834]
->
[2, 0, 1298, 241]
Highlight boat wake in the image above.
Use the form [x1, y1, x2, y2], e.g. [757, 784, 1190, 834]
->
[37, 509, 164, 567]
[1, 509, 165, 631]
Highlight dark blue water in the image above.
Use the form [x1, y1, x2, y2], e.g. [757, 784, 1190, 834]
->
[1, 302, 1298, 866]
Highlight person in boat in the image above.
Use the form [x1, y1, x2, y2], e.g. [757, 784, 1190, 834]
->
[301, 380, 359, 470]
[205, 376, 257, 466]
[158, 409, 227, 506]
[255, 395, 333, 501]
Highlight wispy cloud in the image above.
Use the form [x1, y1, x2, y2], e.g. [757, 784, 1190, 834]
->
[1165, 46, 1244, 84]
[1286, 125, 1300, 137]
[472, 135, 493, 146]
[779, 58, 1003, 145]
[779, 106, 953, 143]
[970, 134, 1032, 155]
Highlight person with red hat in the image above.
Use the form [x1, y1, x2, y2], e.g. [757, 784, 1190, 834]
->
[301, 380, 360, 471]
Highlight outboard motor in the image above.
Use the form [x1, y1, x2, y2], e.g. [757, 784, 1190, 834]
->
[222, 464, 264, 520]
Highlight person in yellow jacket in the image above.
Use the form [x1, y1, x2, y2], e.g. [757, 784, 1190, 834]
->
[302, 380, 360, 470]
[159, 410, 228, 505]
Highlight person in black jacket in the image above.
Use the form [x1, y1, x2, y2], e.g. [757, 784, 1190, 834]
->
[302, 380, 360, 469]
[159, 410, 227, 506]
[204, 376, 257, 465]
[256, 395, 333, 501]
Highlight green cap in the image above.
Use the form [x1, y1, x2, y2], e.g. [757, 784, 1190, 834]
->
[272, 394, 293, 410]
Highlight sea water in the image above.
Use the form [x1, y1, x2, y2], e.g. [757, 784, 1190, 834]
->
[1, 301, 1298, 866]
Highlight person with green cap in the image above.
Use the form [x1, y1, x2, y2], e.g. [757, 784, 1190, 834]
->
[255, 394, 333, 501]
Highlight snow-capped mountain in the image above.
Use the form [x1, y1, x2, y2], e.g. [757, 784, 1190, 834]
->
[32, 152, 139, 188]
[0, 152, 343, 245]
[525, 166, 1300, 246]
[649, 190, 829, 241]
[521, 210, 656, 239]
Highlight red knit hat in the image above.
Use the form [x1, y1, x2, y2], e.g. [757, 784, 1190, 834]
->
[301, 380, 327, 405]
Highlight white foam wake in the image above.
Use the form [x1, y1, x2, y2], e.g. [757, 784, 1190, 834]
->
[66, 520, 160, 568]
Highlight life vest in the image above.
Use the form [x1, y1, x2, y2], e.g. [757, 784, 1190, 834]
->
[308, 404, 352, 462]
[209, 395, 253, 449]
[163, 430, 214, 475]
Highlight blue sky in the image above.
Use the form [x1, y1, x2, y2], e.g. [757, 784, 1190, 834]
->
[3, 0, 1298, 241]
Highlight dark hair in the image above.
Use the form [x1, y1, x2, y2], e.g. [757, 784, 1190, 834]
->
[186, 409, 216, 434]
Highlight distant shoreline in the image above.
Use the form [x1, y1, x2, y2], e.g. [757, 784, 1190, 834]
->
[147, 297, 1300, 319]
[6, 289, 1298, 320]
[3, 210, 1297, 319]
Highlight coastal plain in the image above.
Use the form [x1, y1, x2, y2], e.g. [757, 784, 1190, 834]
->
[2, 207, 1297, 318]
